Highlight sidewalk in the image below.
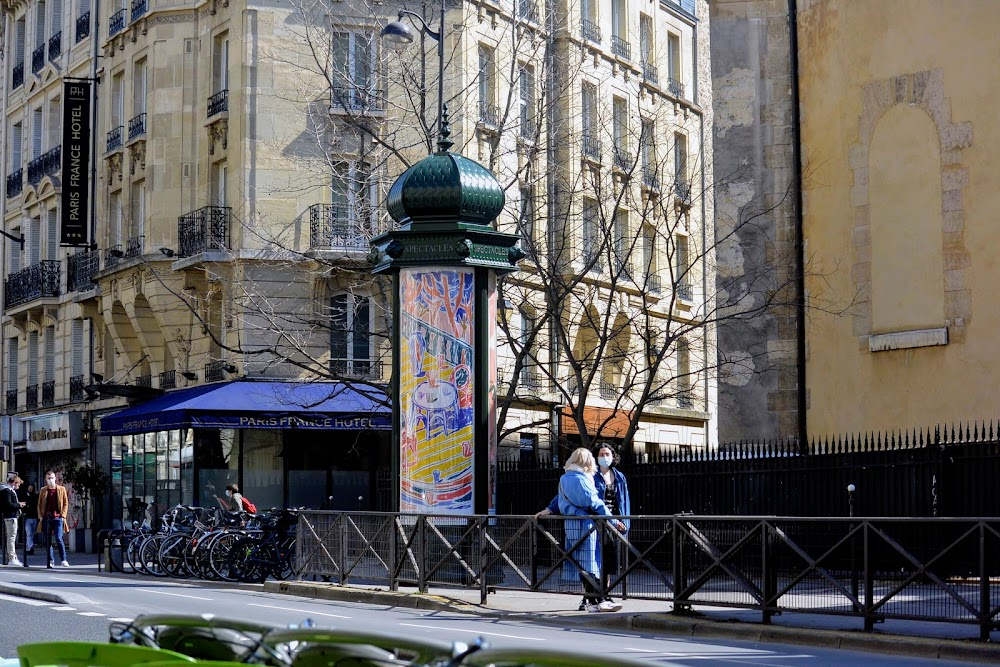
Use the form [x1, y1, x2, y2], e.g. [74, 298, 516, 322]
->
[3, 549, 999, 663]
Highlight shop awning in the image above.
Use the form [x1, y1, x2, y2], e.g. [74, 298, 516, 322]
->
[98, 379, 391, 435]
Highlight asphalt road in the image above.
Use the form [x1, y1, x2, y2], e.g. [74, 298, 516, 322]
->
[0, 567, 988, 666]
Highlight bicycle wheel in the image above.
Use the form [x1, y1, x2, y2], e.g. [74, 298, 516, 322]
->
[209, 531, 245, 582]
[140, 535, 168, 577]
[125, 532, 145, 573]
[158, 534, 191, 578]
[227, 535, 265, 583]
[272, 538, 297, 580]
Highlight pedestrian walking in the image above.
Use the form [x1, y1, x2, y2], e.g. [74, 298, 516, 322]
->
[593, 443, 630, 609]
[38, 470, 70, 567]
[1, 474, 26, 566]
[534, 447, 621, 612]
[19, 483, 39, 555]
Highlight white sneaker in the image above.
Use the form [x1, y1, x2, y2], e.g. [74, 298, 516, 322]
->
[7, 559, 21, 567]
[586, 603, 603, 613]
[598, 600, 622, 612]
[60, 560, 70, 567]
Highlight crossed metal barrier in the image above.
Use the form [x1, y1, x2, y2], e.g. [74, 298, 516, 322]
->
[296, 512, 1000, 640]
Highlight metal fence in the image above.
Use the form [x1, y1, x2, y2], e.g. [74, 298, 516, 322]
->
[297, 511, 1000, 639]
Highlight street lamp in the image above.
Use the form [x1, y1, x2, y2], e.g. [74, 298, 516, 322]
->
[381, 2, 447, 146]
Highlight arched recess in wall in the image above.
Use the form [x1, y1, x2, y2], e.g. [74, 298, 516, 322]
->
[868, 105, 945, 333]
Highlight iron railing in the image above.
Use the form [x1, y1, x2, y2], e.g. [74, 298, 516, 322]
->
[331, 86, 385, 112]
[109, 8, 126, 37]
[674, 179, 692, 205]
[4, 389, 15, 414]
[478, 101, 500, 128]
[27, 146, 61, 184]
[208, 89, 228, 116]
[667, 77, 685, 99]
[519, 370, 542, 392]
[309, 204, 385, 251]
[581, 134, 601, 161]
[178, 206, 230, 256]
[131, 0, 148, 21]
[519, 117, 537, 141]
[76, 11, 91, 42]
[41, 380, 55, 406]
[25, 384, 38, 409]
[70, 375, 86, 401]
[68, 248, 99, 291]
[649, 273, 662, 294]
[135, 374, 151, 388]
[611, 35, 631, 60]
[5, 260, 60, 307]
[104, 245, 124, 269]
[125, 234, 144, 259]
[517, 0, 538, 22]
[127, 112, 146, 141]
[6, 169, 23, 198]
[159, 370, 176, 390]
[205, 360, 228, 383]
[296, 512, 1000, 639]
[12, 62, 24, 89]
[600, 378, 617, 399]
[581, 18, 601, 44]
[613, 147, 630, 171]
[642, 166, 659, 190]
[48, 32, 61, 61]
[676, 391, 694, 409]
[677, 281, 693, 301]
[329, 359, 382, 380]
[31, 45, 45, 73]
[107, 126, 124, 152]
[641, 61, 658, 85]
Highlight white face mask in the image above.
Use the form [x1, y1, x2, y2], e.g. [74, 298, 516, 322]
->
[46, 478, 56, 487]
[597, 455, 613, 468]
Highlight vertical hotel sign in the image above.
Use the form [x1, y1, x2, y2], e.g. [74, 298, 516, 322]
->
[61, 81, 91, 246]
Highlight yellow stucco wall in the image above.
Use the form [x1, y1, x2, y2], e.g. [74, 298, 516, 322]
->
[799, 0, 999, 434]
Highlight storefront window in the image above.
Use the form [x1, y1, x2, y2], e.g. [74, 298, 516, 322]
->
[197, 428, 238, 510]
[180, 429, 194, 505]
[243, 430, 283, 510]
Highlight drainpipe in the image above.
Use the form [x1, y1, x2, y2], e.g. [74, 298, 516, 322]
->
[788, 0, 807, 450]
[1, 13, 10, 472]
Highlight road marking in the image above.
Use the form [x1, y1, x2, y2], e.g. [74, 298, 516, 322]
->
[49, 576, 91, 583]
[0, 593, 51, 606]
[625, 648, 658, 653]
[247, 603, 350, 619]
[109, 617, 134, 622]
[77, 612, 106, 617]
[50, 606, 77, 611]
[398, 623, 545, 641]
[135, 588, 213, 601]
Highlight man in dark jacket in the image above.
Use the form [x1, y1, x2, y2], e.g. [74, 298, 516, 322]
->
[1, 474, 25, 566]
[18, 483, 38, 554]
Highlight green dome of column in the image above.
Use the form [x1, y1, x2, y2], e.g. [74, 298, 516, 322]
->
[386, 106, 505, 227]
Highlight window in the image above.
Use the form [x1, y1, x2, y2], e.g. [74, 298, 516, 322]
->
[612, 96, 628, 167]
[581, 83, 596, 139]
[674, 132, 687, 183]
[331, 161, 375, 227]
[581, 0, 596, 24]
[642, 224, 656, 275]
[518, 64, 535, 139]
[133, 58, 147, 115]
[582, 198, 599, 268]
[478, 45, 496, 125]
[613, 209, 628, 277]
[330, 294, 373, 377]
[8, 227, 21, 273]
[674, 234, 690, 298]
[50, 0, 62, 41]
[667, 33, 681, 81]
[111, 71, 124, 129]
[29, 216, 41, 265]
[518, 186, 534, 256]
[130, 180, 145, 239]
[640, 119, 655, 183]
[7, 338, 18, 393]
[213, 32, 229, 93]
[32, 108, 43, 158]
[47, 96, 60, 150]
[212, 162, 227, 207]
[71, 320, 84, 378]
[109, 190, 122, 247]
[27, 330, 38, 389]
[332, 31, 376, 107]
[10, 122, 22, 168]
[639, 14, 653, 62]
[519, 309, 538, 388]
[677, 338, 692, 408]
[46, 209, 57, 261]
[44, 325, 55, 384]
[15, 17, 26, 65]
[35, 1, 46, 49]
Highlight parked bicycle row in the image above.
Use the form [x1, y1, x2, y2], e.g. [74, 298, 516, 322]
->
[105, 504, 298, 583]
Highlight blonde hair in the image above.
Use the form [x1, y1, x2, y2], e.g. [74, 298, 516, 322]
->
[565, 447, 597, 475]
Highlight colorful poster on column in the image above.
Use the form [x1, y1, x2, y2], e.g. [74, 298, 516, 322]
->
[399, 267, 476, 513]
[487, 272, 497, 515]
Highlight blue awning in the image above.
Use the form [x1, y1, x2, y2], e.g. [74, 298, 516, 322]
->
[98, 379, 391, 435]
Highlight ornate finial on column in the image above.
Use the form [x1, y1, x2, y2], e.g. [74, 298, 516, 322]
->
[437, 103, 454, 153]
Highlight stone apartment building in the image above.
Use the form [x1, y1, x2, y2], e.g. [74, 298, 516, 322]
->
[0, 0, 714, 524]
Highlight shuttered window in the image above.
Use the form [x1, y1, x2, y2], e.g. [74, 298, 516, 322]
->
[29, 216, 41, 265]
[8, 228, 21, 273]
[71, 320, 84, 377]
[35, 1, 46, 48]
[10, 123, 22, 168]
[44, 326, 55, 383]
[33, 108, 43, 158]
[47, 209, 58, 261]
[28, 331, 38, 386]
[7, 338, 18, 390]
[51, 0, 62, 37]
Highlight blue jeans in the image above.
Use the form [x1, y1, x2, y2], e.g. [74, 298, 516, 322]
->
[24, 518, 37, 550]
[42, 518, 66, 563]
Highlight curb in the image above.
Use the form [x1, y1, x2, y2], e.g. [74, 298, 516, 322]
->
[265, 582, 1000, 663]
[0, 581, 77, 605]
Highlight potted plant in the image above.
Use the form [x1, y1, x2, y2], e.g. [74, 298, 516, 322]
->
[59, 459, 111, 553]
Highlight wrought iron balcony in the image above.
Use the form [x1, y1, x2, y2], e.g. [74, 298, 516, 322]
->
[582, 244, 603, 273]
[581, 134, 602, 161]
[614, 256, 631, 280]
[667, 77, 685, 98]
[125, 235, 144, 259]
[677, 281, 693, 301]
[519, 371, 541, 391]
[76, 11, 91, 42]
[135, 374, 151, 388]
[131, 0, 148, 21]
[205, 360, 233, 383]
[42, 380, 55, 406]
[581, 18, 601, 44]
[104, 245, 124, 269]
[478, 101, 500, 128]
[208, 89, 228, 117]
[642, 166, 659, 190]
[107, 126, 124, 152]
[70, 374, 85, 401]
[519, 117, 537, 141]
[6, 170, 23, 199]
[12, 62, 24, 89]
[309, 204, 384, 251]
[677, 392, 694, 409]
[48, 32, 62, 61]
[641, 61, 658, 85]
[649, 273, 662, 294]
[611, 35, 631, 60]
[5, 260, 61, 308]
[67, 248, 99, 291]
[31, 45, 45, 73]
[178, 206, 231, 256]
[5, 389, 16, 414]
[159, 370, 176, 390]
[673, 179, 692, 205]
[331, 86, 385, 112]
[600, 379, 617, 400]
[27, 146, 60, 184]
[613, 147, 630, 170]
[109, 9, 126, 37]
[127, 112, 146, 141]
[25, 384, 38, 409]
[517, 0, 538, 22]
[329, 359, 382, 380]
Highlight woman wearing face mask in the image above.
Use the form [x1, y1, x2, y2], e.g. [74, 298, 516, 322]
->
[224, 484, 245, 512]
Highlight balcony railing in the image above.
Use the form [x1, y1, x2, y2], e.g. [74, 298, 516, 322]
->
[135, 374, 152, 388]
[581, 134, 601, 161]
[31, 45, 45, 73]
[107, 126, 124, 152]
[329, 359, 382, 380]
[208, 89, 228, 117]
[600, 379, 617, 400]
[519, 371, 541, 392]
[478, 101, 500, 128]
[642, 166, 659, 190]
[677, 282, 693, 301]
[128, 112, 146, 141]
[68, 248, 99, 291]
[25, 384, 38, 410]
[519, 117, 537, 141]
[5, 389, 16, 414]
[12, 62, 24, 89]
[5, 261, 61, 307]
[641, 61, 658, 85]
[178, 206, 231, 256]
[70, 375, 86, 401]
[673, 179, 692, 205]
[109, 8, 126, 37]
[42, 380, 55, 406]
[649, 273, 662, 293]
[309, 204, 385, 251]
[76, 11, 91, 42]
[611, 35, 631, 60]
[159, 370, 176, 390]
[581, 18, 601, 43]
[6, 170, 23, 198]
[517, 0, 538, 22]
[125, 234, 144, 259]
[331, 86, 385, 112]
[48, 32, 62, 61]
[667, 77, 685, 99]
[613, 147, 630, 170]
[104, 245, 124, 269]
[131, 0, 148, 21]
[205, 361, 229, 383]
[27, 146, 61, 184]
[614, 256, 631, 280]
[677, 392, 694, 409]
